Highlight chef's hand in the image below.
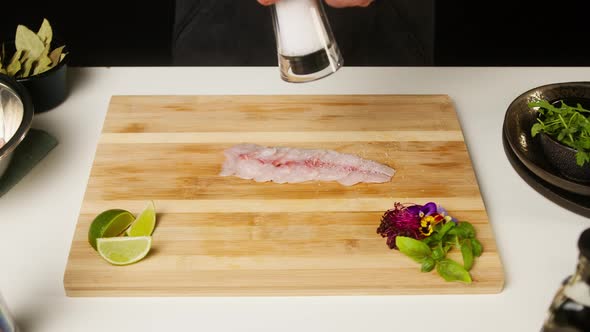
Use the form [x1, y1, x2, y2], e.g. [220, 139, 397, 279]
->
[257, 0, 373, 8]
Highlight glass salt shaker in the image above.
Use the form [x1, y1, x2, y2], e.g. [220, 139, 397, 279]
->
[271, 0, 344, 83]
[0, 292, 18, 332]
[541, 228, 590, 332]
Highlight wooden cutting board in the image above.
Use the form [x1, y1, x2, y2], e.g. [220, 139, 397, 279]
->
[64, 95, 504, 296]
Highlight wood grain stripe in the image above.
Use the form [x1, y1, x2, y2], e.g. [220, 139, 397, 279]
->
[99, 131, 465, 144]
[80, 198, 486, 214]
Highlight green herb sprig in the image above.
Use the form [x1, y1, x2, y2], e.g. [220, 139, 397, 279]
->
[530, 99, 590, 166]
[395, 221, 483, 283]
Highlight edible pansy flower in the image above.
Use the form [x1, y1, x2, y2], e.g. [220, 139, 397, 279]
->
[419, 214, 445, 236]
[436, 205, 458, 224]
[406, 202, 437, 218]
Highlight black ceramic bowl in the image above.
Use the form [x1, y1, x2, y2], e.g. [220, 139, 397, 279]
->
[503, 81, 590, 196]
[3, 40, 68, 113]
[0, 74, 35, 178]
[539, 133, 590, 183]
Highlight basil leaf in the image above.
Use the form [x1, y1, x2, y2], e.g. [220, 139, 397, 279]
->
[461, 239, 474, 271]
[436, 258, 472, 283]
[421, 235, 437, 246]
[396, 236, 432, 263]
[432, 244, 445, 261]
[421, 257, 435, 272]
[471, 238, 483, 257]
[453, 222, 476, 239]
[442, 232, 457, 245]
[438, 221, 455, 239]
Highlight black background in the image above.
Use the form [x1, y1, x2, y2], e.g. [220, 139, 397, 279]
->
[0, 1, 175, 66]
[435, 1, 590, 66]
[2, 1, 590, 66]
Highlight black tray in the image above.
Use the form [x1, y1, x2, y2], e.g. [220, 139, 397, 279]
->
[502, 130, 590, 218]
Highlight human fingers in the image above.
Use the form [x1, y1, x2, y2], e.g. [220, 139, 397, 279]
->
[258, 0, 279, 5]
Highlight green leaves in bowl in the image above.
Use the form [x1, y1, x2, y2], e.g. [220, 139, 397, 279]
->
[0, 18, 67, 79]
[530, 99, 590, 166]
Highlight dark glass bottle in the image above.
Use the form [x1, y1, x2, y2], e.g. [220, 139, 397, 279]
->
[542, 228, 590, 332]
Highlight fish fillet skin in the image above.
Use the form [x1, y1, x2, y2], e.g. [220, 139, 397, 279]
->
[220, 143, 395, 186]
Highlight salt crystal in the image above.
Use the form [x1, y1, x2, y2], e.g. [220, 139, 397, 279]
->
[273, 0, 331, 56]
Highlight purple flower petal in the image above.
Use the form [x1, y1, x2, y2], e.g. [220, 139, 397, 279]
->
[421, 202, 437, 216]
[406, 205, 422, 216]
[437, 205, 459, 224]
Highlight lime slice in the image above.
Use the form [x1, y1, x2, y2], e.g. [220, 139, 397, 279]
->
[96, 236, 152, 266]
[88, 209, 135, 250]
[126, 201, 156, 237]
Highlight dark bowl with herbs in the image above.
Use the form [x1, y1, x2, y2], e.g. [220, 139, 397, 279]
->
[504, 81, 590, 195]
[1, 19, 68, 113]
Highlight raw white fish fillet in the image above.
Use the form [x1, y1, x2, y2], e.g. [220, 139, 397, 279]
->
[220, 143, 395, 186]
[0, 138, 4, 149]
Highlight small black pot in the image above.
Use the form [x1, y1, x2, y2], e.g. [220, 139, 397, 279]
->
[3, 41, 68, 113]
[539, 133, 590, 183]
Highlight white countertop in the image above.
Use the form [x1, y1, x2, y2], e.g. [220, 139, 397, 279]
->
[1, 66, 589, 332]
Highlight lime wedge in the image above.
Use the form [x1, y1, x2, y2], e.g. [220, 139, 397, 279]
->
[126, 201, 156, 237]
[88, 209, 135, 250]
[97, 236, 152, 266]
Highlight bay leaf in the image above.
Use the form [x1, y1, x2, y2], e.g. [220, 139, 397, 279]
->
[33, 45, 52, 75]
[33, 57, 52, 75]
[15, 49, 25, 62]
[7, 52, 22, 77]
[36, 18, 53, 46]
[15, 25, 45, 60]
[21, 58, 34, 77]
[9, 49, 22, 64]
[20, 49, 36, 77]
[48, 45, 65, 66]
[0, 68, 6, 75]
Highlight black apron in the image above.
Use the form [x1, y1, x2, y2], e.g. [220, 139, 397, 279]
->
[172, 0, 432, 66]
[173, 0, 432, 66]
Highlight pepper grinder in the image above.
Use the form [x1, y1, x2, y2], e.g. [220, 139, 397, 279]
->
[271, 0, 344, 83]
[541, 228, 590, 332]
